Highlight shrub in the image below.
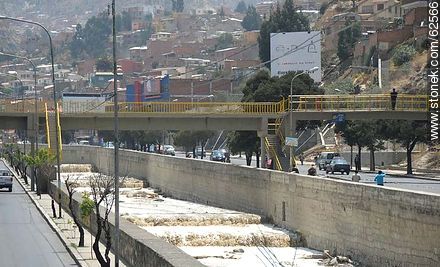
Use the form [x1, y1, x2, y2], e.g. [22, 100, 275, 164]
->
[392, 44, 416, 66]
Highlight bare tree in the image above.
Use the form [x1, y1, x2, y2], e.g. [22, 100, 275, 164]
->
[65, 175, 85, 247]
[88, 173, 116, 267]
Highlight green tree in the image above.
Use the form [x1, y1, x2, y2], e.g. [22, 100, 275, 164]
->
[216, 33, 234, 50]
[174, 130, 214, 158]
[242, 70, 322, 102]
[219, 6, 225, 18]
[227, 131, 260, 167]
[171, 0, 184, 12]
[235, 1, 247, 14]
[96, 57, 113, 72]
[139, 131, 163, 151]
[258, 0, 310, 65]
[25, 148, 57, 217]
[82, 13, 112, 58]
[337, 21, 361, 62]
[241, 6, 262, 31]
[379, 120, 428, 174]
[120, 11, 132, 31]
[392, 44, 416, 66]
[69, 24, 85, 59]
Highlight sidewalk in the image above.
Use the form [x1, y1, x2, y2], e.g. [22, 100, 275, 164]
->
[13, 170, 125, 267]
[300, 160, 440, 180]
[357, 167, 440, 181]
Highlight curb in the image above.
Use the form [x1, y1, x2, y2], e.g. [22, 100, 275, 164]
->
[357, 170, 440, 181]
[5, 161, 87, 267]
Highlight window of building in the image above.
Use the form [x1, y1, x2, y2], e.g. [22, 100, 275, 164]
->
[377, 4, 384, 10]
[361, 5, 374, 13]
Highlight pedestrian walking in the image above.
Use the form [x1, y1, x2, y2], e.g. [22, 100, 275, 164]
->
[390, 88, 398, 110]
[354, 154, 361, 171]
[351, 171, 361, 182]
[299, 153, 305, 165]
[267, 158, 274, 169]
[291, 167, 299, 174]
[374, 170, 385, 186]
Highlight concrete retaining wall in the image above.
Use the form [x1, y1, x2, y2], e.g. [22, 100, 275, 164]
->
[49, 182, 204, 267]
[61, 146, 440, 266]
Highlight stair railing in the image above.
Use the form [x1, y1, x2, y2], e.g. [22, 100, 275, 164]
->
[264, 137, 282, 170]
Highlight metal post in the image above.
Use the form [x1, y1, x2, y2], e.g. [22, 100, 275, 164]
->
[191, 82, 194, 104]
[289, 67, 318, 172]
[112, 1, 120, 266]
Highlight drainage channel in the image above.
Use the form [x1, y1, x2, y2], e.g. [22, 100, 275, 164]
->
[60, 164, 352, 267]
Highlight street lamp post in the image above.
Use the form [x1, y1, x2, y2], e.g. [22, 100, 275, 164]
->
[0, 52, 38, 191]
[0, 15, 62, 218]
[289, 67, 318, 171]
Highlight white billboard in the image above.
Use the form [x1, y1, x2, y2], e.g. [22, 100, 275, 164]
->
[270, 31, 321, 82]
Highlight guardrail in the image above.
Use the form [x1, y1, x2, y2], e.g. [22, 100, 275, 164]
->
[290, 94, 428, 111]
[0, 94, 428, 114]
[264, 137, 282, 171]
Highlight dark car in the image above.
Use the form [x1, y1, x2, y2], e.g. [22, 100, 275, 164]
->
[210, 150, 225, 162]
[328, 158, 350, 175]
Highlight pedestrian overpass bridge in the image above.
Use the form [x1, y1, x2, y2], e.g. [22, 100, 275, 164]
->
[1, 93, 428, 171]
[0, 94, 428, 132]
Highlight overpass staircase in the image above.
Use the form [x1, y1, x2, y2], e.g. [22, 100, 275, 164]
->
[264, 118, 290, 171]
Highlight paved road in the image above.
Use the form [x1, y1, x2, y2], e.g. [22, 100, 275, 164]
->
[0, 178, 77, 267]
[175, 151, 440, 195]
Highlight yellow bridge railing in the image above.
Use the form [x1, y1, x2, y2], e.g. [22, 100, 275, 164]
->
[290, 94, 427, 111]
[102, 101, 286, 114]
[0, 94, 428, 114]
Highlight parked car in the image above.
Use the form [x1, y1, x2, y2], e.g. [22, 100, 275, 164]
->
[78, 140, 90, 145]
[0, 161, 13, 192]
[316, 152, 340, 170]
[327, 158, 351, 175]
[210, 150, 226, 162]
[163, 145, 175, 156]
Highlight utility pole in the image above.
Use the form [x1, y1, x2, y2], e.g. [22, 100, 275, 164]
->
[112, 1, 121, 266]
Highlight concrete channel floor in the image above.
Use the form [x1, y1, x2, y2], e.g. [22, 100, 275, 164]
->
[59, 169, 331, 267]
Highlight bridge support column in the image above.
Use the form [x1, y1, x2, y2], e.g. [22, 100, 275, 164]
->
[258, 131, 267, 168]
[258, 117, 268, 168]
[285, 116, 297, 172]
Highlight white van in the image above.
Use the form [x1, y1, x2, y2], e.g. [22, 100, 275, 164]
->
[316, 152, 341, 170]
[0, 161, 13, 192]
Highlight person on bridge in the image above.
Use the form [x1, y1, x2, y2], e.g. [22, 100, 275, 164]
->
[374, 170, 386, 186]
[307, 164, 317, 176]
[390, 88, 398, 110]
